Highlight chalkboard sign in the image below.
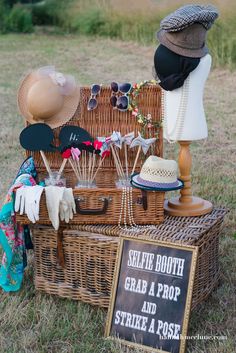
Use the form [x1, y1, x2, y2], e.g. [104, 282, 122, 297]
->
[105, 237, 198, 353]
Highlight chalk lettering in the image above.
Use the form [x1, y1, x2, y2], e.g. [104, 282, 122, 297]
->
[155, 255, 185, 277]
[148, 282, 181, 301]
[127, 250, 155, 270]
[141, 301, 157, 315]
[124, 277, 147, 294]
[148, 281, 155, 296]
[148, 318, 155, 333]
[155, 320, 181, 340]
[114, 310, 148, 332]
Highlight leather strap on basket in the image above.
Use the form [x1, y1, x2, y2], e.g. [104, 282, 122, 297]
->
[141, 190, 148, 211]
[57, 227, 65, 268]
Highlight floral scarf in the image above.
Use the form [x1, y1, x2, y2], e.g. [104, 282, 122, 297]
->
[0, 157, 37, 292]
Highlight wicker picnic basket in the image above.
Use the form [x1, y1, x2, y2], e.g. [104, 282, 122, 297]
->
[16, 85, 164, 225]
[31, 208, 227, 310]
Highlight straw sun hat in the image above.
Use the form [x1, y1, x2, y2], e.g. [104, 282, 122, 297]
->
[131, 155, 183, 191]
[17, 66, 80, 129]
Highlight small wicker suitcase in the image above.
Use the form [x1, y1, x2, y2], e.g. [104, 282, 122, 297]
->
[16, 85, 164, 225]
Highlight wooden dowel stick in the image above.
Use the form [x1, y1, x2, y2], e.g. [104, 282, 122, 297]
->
[82, 151, 85, 180]
[131, 145, 141, 175]
[110, 145, 123, 178]
[114, 147, 125, 178]
[124, 144, 129, 178]
[77, 160, 82, 179]
[84, 151, 87, 180]
[69, 159, 80, 180]
[88, 152, 92, 182]
[90, 152, 96, 182]
[75, 160, 82, 180]
[91, 156, 106, 183]
[57, 159, 67, 181]
[40, 151, 52, 176]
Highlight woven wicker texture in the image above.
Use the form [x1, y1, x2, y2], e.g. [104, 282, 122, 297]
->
[27, 85, 162, 172]
[32, 208, 227, 309]
[17, 85, 165, 225]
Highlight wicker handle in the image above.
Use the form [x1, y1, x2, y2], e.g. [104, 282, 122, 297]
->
[75, 197, 109, 215]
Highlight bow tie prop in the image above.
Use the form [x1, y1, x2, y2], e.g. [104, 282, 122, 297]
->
[122, 131, 135, 178]
[130, 132, 156, 174]
[60, 147, 81, 182]
[109, 131, 123, 149]
[106, 131, 125, 179]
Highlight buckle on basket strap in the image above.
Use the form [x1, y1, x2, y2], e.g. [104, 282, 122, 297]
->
[75, 196, 112, 215]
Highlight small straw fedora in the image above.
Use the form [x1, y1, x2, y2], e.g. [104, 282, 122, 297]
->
[17, 66, 80, 129]
[131, 155, 183, 191]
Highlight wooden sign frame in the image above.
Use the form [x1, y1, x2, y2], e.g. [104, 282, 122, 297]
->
[105, 236, 198, 353]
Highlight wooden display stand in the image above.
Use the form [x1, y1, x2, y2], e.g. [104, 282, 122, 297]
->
[164, 141, 213, 217]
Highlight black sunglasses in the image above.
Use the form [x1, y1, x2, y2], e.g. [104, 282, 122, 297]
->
[110, 82, 132, 111]
[87, 84, 101, 111]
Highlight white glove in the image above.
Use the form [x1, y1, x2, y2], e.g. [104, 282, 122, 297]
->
[15, 185, 44, 223]
[59, 188, 76, 223]
[45, 186, 65, 230]
[25, 185, 44, 223]
[15, 187, 27, 215]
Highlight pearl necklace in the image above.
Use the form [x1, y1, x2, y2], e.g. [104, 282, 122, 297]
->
[161, 76, 190, 144]
[118, 186, 157, 233]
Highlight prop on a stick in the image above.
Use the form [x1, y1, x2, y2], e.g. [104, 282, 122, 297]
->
[56, 126, 93, 180]
[60, 137, 110, 188]
[106, 131, 125, 180]
[130, 132, 156, 175]
[122, 132, 135, 178]
[106, 131, 135, 182]
[19, 123, 56, 176]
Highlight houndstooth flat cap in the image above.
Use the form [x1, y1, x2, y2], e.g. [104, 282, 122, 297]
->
[160, 4, 219, 32]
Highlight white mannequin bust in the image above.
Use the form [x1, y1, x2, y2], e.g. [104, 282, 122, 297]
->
[163, 53, 212, 141]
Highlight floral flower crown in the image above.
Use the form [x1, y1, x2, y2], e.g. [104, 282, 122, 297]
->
[128, 80, 162, 134]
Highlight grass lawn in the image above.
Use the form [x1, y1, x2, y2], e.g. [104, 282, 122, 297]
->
[0, 34, 235, 353]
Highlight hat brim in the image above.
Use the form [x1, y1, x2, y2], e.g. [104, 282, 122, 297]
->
[157, 29, 208, 58]
[131, 173, 184, 191]
[17, 71, 80, 129]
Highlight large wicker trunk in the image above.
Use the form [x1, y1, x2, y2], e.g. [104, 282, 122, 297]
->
[31, 208, 227, 310]
[16, 85, 164, 225]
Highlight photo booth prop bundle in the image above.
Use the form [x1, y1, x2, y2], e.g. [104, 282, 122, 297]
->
[14, 79, 227, 330]
[16, 85, 164, 225]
